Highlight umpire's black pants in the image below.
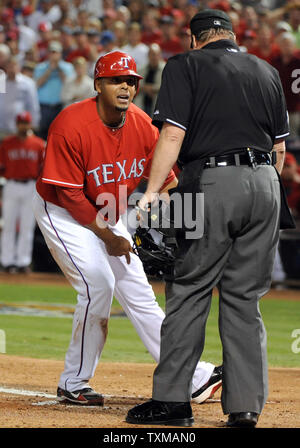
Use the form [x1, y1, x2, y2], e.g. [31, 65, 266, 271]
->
[152, 165, 280, 415]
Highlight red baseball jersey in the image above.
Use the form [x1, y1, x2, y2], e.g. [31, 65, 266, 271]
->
[0, 134, 45, 180]
[36, 97, 175, 222]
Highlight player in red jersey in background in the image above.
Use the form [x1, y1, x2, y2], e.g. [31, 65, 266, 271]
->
[0, 112, 45, 273]
[33, 51, 221, 406]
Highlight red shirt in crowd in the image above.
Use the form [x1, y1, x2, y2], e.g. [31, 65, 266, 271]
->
[271, 50, 300, 113]
[248, 43, 281, 64]
[160, 37, 183, 61]
[0, 134, 45, 180]
[283, 173, 300, 216]
[37, 40, 50, 62]
[141, 29, 163, 46]
[66, 46, 91, 63]
[281, 153, 300, 217]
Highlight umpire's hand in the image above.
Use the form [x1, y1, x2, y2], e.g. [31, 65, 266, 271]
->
[137, 192, 160, 213]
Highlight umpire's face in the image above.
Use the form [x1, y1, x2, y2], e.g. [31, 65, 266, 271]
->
[95, 76, 137, 113]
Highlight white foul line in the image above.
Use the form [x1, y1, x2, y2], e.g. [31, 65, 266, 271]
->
[0, 386, 142, 408]
[0, 386, 145, 401]
[0, 386, 274, 406]
[0, 386, 56, 398]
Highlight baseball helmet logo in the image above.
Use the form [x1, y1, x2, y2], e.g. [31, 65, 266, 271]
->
[120, 57, 130, 68]
[94, 51, 143, 81]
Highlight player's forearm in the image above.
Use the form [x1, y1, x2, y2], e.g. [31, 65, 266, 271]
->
[146, 123, 185, 194]
[87, 219, 117, 244]
[55, 186, 118, 243]
[273, 140, 286, 174]
[56, 186, 97, 222]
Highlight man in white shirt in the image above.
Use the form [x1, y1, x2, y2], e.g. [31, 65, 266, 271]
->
[122, 22, 149, 70]
[61, 57, 95, 108]
[18, 24, 38, 55]
[0, 57, 40, 139]
[27, 0, 62, 32]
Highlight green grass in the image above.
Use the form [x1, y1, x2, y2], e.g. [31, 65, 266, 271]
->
[0, 282, 166, 309]
[0, 283, 77, 305]
[0, 314, 157, 362]
[201, 298, 300, 368]
[260, 300, 300, 367]
[0, 314, 72, 360]
[0, 282, 299, 367]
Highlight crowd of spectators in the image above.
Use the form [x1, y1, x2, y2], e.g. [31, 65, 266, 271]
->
[0, 0, 300, 279]
[0, 0, 299, 139]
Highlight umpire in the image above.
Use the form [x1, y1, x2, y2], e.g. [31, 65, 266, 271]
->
[126, 9, 290, 427]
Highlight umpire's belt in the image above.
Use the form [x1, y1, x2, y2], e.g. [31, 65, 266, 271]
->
[204, 151, 273, 168]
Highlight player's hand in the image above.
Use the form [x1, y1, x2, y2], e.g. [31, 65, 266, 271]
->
[105, 235, 134, 264]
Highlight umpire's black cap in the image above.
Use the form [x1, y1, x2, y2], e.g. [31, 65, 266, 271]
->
[190, 9, 233, 34]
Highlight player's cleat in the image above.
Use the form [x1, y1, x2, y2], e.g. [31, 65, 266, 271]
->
[17, 266, 32, 274]
[192, 365, 223, 404]
[126, 400, 194, 426]
[227, 412, 258, 428]
[2, 265, 18, 274]
[57, 387, 104, 406]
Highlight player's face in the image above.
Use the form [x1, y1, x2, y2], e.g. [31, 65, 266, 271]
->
[16, 121, 31, 136]
[95, 76, 137, 112]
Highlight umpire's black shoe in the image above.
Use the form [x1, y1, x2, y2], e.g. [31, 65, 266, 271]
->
[126, 400, 194, 426]
[227, 412, 258, 428]
[192, 365, 223, 403]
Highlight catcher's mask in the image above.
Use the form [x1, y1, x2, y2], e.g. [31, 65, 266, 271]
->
[132, 225, 177, 279]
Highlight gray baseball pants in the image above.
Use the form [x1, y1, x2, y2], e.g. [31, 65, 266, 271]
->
[152, 165, 280, 414]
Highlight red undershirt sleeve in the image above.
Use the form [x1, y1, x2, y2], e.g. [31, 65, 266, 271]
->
[55, 186, 98, 226]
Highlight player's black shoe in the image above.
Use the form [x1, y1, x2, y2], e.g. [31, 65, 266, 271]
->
[57, 387, 104, 406]
[192, 365, 223, 404]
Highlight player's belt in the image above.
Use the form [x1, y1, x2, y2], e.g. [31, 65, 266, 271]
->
[204, 150, 274, 168]
[9, 178, 36, 183]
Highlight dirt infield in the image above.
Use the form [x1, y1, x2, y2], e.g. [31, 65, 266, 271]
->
[0, 355, 299, 428]
[0, 273, 300, 428]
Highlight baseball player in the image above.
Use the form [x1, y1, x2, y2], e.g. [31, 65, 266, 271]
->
[0, 112, 45, 273]
[32, 51, 221, 405]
